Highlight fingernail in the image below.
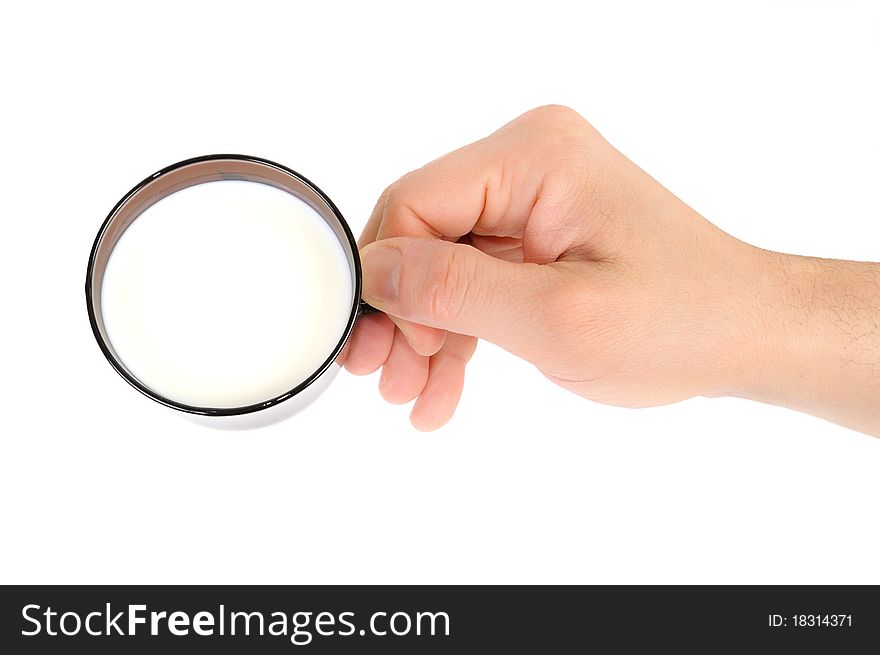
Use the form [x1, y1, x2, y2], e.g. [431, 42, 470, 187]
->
[361, 244, 401, 303]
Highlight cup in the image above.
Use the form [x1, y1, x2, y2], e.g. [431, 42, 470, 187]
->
[86, 154, 372, 429]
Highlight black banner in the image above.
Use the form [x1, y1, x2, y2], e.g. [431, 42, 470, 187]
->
[1, 585, 877, 652]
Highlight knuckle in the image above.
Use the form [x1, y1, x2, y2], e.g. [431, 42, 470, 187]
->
[384, 171, 419, 206]
[380, 177, 442, 238]
[423, 246, 477, 323]
[510, 106, 594, 171]
[522, 104, 587, 129]
[383, 176, 420, 214]
[533, 103, 582, 120]
[382, 180, 402, 212]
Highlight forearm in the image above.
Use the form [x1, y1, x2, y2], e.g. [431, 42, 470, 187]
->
[723, 247, 880, 436]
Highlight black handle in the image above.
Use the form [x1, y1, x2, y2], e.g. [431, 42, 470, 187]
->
[358, 299, 379, 315]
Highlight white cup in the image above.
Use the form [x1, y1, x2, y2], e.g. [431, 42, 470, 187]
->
[86, 154, 373, 429]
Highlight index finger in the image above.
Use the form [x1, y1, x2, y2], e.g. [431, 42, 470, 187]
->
[361, 114, 550, 247]
[375, 141, 495, 243]
[358, 185, 390, 249]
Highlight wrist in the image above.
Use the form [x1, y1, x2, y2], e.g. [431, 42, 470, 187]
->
[709, 247, 812, 403]
[711, 246, 880, 433]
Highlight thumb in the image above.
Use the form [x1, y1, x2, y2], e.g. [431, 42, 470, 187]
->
[360, 237, 558, 355]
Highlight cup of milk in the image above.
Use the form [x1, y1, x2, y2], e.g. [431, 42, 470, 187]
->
[86, 154, 369, 429]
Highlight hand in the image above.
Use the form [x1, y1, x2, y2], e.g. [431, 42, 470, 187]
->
[343, 105, 880, 435]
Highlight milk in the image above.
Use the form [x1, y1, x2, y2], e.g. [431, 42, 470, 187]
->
[101, 180, 354, 409]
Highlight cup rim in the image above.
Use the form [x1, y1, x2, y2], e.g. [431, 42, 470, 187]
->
[85, 153, 362, 417]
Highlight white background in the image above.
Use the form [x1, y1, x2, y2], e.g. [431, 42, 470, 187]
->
[1, 0, 878, 584]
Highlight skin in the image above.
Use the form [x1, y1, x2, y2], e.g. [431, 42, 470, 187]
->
[342, 105, 880, 436]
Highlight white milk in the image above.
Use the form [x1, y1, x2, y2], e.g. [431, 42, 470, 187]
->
[101, 180, 354, 408]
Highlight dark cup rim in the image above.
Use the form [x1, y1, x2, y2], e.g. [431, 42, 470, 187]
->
[85, 153, 363, 417]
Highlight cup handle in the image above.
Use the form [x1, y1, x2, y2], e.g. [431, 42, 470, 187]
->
[358, 299, 379, 315]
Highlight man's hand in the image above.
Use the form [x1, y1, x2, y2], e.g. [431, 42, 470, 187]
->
[343, 105, 880, 435]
